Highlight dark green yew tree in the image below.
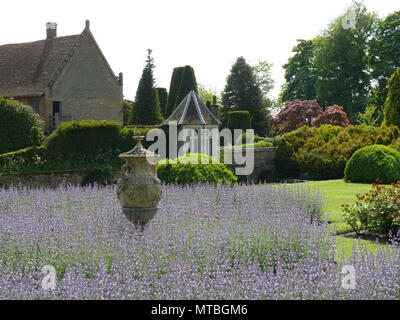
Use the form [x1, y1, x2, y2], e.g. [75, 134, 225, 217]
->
[131, 49, 163, 125]
[222, 57, 267, 136]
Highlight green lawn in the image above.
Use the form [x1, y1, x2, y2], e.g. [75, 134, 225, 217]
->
[303, 179, 391, 260]
[305, 180, 375, 233]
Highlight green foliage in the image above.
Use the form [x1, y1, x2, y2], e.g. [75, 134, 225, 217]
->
[369, 11, 400, 108]
[82, 165, 116, 186]
[342, 183, 400, 236]
[156, 87, 168, 118]
[120, 126, 154, 150]
[357, 104, 382, 127]
[123, 100, 134, 125]
[227, 111, 251, 130]
[0, 146, 48, 173]
[43, 120, 122, 164]
[0, 120, 160, 175]
[344, 145, 400, 184]
[198, 84, 219, 105]
[300, 125, 377, 179]
[276, 125, 380, 180]
[375, 125, 399, 145]
[0, 97, 45, 154]
[165, 67, 184, 117]
[275, 126, 316, 178]
[176, 65, 198, 104]
[389, 138, 400, 151]
[132, 49, 163, 125]
[280, 39, 317, 102]
[384, 69, 400, 127]
[222, 57, 267, 136]
[314, 3, 378, 119]
[292, 125, 344, 179]
[156, 153, 237, 185]
[239, 132, 274, 145]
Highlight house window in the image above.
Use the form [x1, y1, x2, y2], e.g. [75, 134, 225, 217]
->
[29, 99, 40, 113]
[52, 101, 62, 129]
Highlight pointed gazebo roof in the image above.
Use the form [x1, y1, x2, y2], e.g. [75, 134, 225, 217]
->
[163, 90, 221, 126]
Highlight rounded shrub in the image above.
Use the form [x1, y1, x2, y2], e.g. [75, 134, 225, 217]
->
[0, 97, 44, 154]
[156, 153, 237, 185]
[344, 145, 400, 184]
[227, 111, 251, 130]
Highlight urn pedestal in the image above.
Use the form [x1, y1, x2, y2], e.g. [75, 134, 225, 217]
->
[117, 136, 162, 227]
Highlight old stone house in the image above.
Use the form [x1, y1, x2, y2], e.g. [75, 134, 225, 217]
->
[0, 21, 123, 132]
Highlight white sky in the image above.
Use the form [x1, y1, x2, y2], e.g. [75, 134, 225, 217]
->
[1, 0, 399, 101]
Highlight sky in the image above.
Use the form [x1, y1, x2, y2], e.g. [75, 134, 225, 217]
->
[0, 0, 399, 101]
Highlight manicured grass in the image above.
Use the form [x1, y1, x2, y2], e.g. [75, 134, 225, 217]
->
[303, 179, 392, 259]
[305, 180, 377, 232]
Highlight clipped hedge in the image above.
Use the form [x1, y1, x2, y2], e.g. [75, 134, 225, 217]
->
[43, 120, 122, 163]
[0, 120, 159, 175]
[344, 145, 400, 184]
[0, 97, 45, 154]
[227, 111, 251, 130]
[156, 153, 237, 185]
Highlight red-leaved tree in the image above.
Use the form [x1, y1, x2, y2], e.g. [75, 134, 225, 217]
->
[271, 100, 323, 134]
[312, 105, 350, 128]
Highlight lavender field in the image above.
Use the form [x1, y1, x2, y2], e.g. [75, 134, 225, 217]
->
[0, 184, 399, 299]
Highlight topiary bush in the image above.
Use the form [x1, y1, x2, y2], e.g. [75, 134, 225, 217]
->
[156, 153, 238, 185]
[0, 97, 45, 154]
[227, 111, 251, 130]
[43, 120, 122, 164]
[344, 145, 400, 184]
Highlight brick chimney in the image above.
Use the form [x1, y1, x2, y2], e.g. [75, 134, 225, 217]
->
[210, 95, 220, 118]
[46, 22, 57, 39]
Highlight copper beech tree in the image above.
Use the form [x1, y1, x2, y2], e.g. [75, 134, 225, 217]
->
[271, 100, 350, 134]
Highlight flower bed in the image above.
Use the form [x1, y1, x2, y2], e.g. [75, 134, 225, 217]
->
[0, 184, 399, 299]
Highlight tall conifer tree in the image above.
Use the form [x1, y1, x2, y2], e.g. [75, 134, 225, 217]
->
[131, 49, 162, 125]
[156, 87, 168, 118]
[222, 57, 267, 136]
[165, 67, 184, 118]
[176, 65, 198, 104]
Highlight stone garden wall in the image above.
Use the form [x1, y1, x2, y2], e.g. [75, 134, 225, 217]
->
[0, 171, 87, 188]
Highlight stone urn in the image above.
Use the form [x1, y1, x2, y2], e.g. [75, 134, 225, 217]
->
[117, 136, 162, 226]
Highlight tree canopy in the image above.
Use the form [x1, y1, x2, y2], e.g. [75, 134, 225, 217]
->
[280, 39, 316, 103]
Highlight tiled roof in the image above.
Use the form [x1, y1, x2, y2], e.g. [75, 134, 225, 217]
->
[0, 35, 80, 97]
[163, 91, 221, 126]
